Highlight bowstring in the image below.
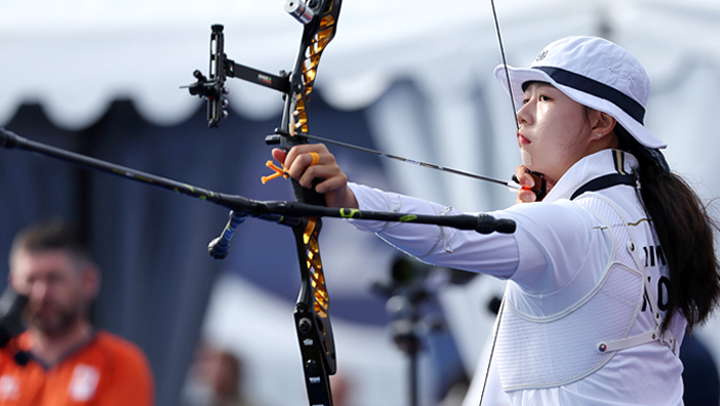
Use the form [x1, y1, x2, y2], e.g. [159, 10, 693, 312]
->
[490, 0, 519, 130]
[479, 2, 514, 405]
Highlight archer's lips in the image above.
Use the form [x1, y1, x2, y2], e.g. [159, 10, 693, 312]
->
[518, 133, 531, 145]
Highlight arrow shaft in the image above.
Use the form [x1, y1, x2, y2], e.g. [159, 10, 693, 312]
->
[292, 131, 519, 190]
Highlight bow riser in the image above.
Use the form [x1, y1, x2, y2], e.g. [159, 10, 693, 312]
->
[281, 1, 340, 139]
[279, 1, 342, 405]
[293, 220, 334, 405]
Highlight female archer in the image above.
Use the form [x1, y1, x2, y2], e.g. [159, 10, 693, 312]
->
[272, 36, 720, 404]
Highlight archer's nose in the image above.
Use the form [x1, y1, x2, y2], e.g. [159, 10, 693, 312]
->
[516, 102, 531, 126]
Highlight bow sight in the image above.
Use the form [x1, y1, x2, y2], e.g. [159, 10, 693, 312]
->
[185, 24, 290, 127]
[185, 0, 334, 129]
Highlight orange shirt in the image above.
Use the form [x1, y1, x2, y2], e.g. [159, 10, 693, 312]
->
[0, 331, 153, 406]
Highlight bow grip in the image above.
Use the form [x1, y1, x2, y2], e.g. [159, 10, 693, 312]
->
[278, 131, 326, 207]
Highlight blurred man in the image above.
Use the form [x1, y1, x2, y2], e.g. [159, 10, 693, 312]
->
[182, 343, 264, 406]
[0, 220, 154, 405]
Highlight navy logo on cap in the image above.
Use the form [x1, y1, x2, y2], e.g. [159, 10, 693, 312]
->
[535, 50, 549, 61]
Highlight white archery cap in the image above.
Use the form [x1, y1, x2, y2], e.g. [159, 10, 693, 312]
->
[494, 36, 666, 149]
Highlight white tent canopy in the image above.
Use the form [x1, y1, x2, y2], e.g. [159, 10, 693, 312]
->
[3, 0, 719, 126]
[4, 0, 720, 208]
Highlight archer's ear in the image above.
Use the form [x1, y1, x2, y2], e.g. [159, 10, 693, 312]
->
[590, 111, 617, 136]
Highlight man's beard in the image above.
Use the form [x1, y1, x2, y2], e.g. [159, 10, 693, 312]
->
[26, 301, 82, 337]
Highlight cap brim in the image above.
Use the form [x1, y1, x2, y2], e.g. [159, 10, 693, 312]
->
[493, 65, 666, 149]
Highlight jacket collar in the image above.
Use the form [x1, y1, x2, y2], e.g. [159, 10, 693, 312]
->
[543, 149, 638, 202]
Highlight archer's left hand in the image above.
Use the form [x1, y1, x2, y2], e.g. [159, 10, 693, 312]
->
[272, 144, 358, 209]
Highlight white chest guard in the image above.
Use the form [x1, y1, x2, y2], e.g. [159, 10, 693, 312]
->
[494, 194, 676, 391]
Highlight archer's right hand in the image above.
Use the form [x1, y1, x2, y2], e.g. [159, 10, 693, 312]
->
[514, 165, 552, 203]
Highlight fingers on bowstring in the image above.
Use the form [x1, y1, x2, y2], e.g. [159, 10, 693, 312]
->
[513, 165, 537, 203]
[516, 188, 537, 204]
[514, 165, 535, 188]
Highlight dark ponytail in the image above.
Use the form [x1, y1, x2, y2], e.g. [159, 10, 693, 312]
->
[618, 127, 720, 332]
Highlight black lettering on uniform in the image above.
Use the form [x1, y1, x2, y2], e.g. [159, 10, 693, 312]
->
[648, 246, 656, 267]
[637, 244, 669, 313]
[656, 245, 667, 266]
[641, 245, 665, 268]
[658, 276, 670, 311]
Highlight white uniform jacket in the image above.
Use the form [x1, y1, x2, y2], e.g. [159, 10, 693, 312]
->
[348, 149, 686, 406]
